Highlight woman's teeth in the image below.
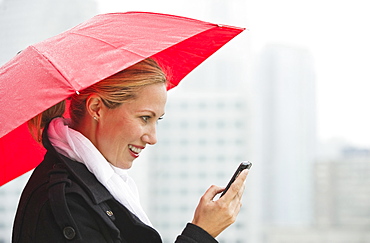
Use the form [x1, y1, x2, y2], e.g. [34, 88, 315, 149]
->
[128, 145, 142, 154]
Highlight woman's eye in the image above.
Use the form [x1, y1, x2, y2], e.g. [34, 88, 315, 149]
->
[142, 116, 150, 122]
[156, 117, 164, 124]
[141, 116, 163, 124]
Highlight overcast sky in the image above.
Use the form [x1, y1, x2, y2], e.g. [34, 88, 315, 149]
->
[97, 0, 370, 147]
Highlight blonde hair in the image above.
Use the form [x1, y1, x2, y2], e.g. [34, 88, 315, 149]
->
[28, 101, 66, 143]
[28, 58, 167, 143]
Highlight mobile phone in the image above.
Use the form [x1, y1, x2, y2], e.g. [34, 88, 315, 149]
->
[220, 161, 252, 197]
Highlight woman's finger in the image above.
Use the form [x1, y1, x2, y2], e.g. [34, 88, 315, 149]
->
[202, 185, 225, 202]
[220, 169, 249, 202]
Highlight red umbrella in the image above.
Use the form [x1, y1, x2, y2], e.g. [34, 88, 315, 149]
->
[0, 12, 244, 186]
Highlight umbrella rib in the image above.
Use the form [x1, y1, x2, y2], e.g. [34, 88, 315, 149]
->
[33, 33, 147, 93]
[70, 32, 146, 58]
[71, 32, 119, 49]
[30, 45, 73, 91]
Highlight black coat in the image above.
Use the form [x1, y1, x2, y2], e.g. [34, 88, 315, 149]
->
[12, 130, 218, 243]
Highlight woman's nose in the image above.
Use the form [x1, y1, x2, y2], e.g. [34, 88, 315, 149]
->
[142, 127, 157, 145]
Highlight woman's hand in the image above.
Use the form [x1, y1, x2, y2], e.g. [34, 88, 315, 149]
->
[191, 169, 249, 238]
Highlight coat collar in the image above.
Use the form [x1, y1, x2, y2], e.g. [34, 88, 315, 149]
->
[59, 154, 113, 204]
[42, 119, 113, 205]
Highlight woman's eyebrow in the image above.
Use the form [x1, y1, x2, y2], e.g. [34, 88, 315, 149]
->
[137, 110, 163, 117]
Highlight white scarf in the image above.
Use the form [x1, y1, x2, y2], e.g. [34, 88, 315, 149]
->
[47, 117, 152, 226]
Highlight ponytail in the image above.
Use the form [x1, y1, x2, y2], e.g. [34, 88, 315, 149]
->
[28, 100, 66, 144]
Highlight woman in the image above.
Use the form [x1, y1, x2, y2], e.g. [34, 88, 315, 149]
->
[12, 58, 248, 242]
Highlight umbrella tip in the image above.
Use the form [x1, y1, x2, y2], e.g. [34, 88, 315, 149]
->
[75, 90, 80, 95]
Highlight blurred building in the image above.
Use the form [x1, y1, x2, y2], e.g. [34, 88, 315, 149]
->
[254, 44, 317, 228]
[0, 0, 97, 242]
[0, 174, 30, 243]
[315, 156, 370, 229]
[264, 145, 370, 242]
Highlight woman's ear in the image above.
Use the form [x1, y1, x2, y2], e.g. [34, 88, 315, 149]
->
[85, 94, 103, 120]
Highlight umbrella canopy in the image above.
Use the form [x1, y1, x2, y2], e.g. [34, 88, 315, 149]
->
[0, 12, 244, 186]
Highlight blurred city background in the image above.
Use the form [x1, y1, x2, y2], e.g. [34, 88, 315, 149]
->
[1, 0, 370, 242]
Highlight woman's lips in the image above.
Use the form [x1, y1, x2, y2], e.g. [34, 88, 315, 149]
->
[128, 144, 144, 158]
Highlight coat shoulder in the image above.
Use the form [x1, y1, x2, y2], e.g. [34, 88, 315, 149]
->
[13, 150, 162, 243]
